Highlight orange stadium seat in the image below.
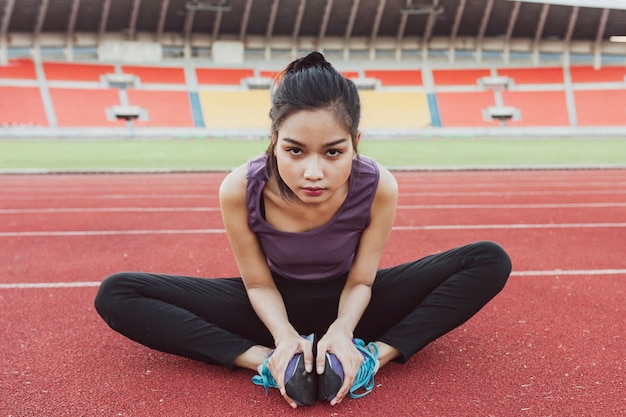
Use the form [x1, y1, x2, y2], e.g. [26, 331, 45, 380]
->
[196, 68, 254, 85]
[0, 86, 48, 126]
[570, 65, 626, 83]
[501, 91, 570, 126]
[0, 59, 37, 79]
[436, 91, 499, 127]
[49, 87, 125, 127]
[574, 89, 626, 126]
[432, 68, 491, 86]
[125, 90, 195, 127]
[496, 67, 564, 84]
[363, 70, 423, 86]
[121, 65, 186, 84]
[43, 62, 116, 82]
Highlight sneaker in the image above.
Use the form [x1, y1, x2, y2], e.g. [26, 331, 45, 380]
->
[318, 339, 379, 401]
[252, 334, 317, 406]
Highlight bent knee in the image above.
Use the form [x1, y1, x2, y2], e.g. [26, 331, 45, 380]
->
[94, 272, 134, 319]
[477, 240, 512, 290]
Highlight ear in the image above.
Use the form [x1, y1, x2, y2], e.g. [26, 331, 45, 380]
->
[353, 131, 361, 153]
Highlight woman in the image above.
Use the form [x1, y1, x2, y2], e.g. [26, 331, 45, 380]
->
[94, 52, 511, 409]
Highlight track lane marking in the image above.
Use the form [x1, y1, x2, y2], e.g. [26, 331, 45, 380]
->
[2, 269, 625, 289]
[1, 202, 626, 214]
[1, 223, 625, 237]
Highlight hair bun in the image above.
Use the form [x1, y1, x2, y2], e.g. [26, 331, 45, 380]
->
[291, 51, 331, 72]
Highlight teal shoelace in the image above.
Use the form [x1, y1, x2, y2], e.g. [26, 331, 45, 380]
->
[349, 339, 380, 399]
[252, 355, 278, 394]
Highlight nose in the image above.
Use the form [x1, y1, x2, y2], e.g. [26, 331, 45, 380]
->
[303, 156, 324, 180]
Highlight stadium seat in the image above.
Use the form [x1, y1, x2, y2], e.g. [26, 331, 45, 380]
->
[0, 59, 37, 80]
[436, 91, 500, 127]
[196, 68, 255, 85]
[121, 65, 187, 84]
[574, 89, 626, 126]
[198, 90, 270, 129]
[363, 70, 423, 86]
[496, 67, 564, 84]
[0, 86, 48, 126]
[43, 62, 116, 82]
[501, 91, 570, 126]
[49, 87, 126, 127]
[570, 65, 626, 83]
[432, 68, 491, 86]
[359, 91, 431, 129]
[125, 90, 195, 127]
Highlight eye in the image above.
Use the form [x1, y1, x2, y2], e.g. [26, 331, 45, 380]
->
[326, 149, 344, 157]
[286, 147, 303, 156]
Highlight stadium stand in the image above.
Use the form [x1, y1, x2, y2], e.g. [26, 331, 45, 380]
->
[432, 69, 492, 86]
[570, 65, 626, 83]
[48, 87, 126, 127]
[435, 91, 500, 127]
[120, 65, 187, 85]
[360, 91, 431, 130]
[574, 89, 626, 126]
[363, 70, 423, 87]
[496, 67, 565, 85]
[1, 58, 624, 132]
[43, 62, 116, 82]
[501, 91, 570, 127]
[125, 90, 195, 127]
[0, 86, 48, 126]
[198, 90, 271, 129]
[0, 59, 37, 80]
[196, 68, 255, 85]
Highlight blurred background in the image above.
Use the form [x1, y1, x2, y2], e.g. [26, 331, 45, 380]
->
[0, 0, 625, 169]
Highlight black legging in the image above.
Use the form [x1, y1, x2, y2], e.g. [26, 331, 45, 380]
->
[94, 240, 511, 369]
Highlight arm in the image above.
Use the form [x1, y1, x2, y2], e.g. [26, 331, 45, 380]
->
[219, 165, 313, 408]
[317, 165, 398, 404]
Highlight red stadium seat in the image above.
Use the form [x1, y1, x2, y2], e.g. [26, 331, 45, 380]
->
[49, 87, 125, 127]
[502, 91, 570, 126]
[43, 62, 116, 82]
[196, 68, 254, 85]
[496, 67, 564, 84]
[121, 65, 186, 84]
[570, 66, 626, 83]
[0, 59, 37, 80]
[0, 86, 48, 126]
[126, 90, 195, 127]
[364, 70, 423, 86]
[574, 89, 626, 126]
[432, 68, 491, 86]
[436, 91, 499, 127]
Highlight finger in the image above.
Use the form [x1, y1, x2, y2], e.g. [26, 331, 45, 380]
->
[281, 390, 298, 409]
[302, 342, 315, 374]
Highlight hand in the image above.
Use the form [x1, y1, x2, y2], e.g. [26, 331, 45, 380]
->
[267, 334, 314, 408]
[316, 331, 364, 406]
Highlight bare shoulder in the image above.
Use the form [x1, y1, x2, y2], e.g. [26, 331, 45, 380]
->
[375, 163, 399, 201]
[218, 163, 248, 206]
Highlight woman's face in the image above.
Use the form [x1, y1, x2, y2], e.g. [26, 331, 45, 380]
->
[274, 109, 358, 204]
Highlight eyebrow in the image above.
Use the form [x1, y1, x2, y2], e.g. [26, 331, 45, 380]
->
[282, 138, 348, 148]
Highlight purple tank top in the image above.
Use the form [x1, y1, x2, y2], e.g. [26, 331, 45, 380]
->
[246, 154, 380, 282]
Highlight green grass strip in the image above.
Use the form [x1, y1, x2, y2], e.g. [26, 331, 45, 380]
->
[1, 138, 625, 172]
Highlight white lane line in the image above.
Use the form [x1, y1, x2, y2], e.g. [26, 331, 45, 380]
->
[397, 202, 626, 209]
[2, 269, 625, 289]
[0, 207, 219, 214]
[1, 223, 625, 237]
[1, 202, 625, 215]
[511, 269, 626, 276]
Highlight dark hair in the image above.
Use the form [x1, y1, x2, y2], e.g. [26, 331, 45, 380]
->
[265, 51, 361, 199]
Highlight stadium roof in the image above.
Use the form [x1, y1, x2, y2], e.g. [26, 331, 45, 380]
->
[1, 0, 625, 62]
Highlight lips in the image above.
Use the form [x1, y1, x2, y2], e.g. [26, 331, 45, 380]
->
[303, 187, 324, 197]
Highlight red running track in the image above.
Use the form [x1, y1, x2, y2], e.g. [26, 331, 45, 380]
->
[1, 169, 625, 416]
